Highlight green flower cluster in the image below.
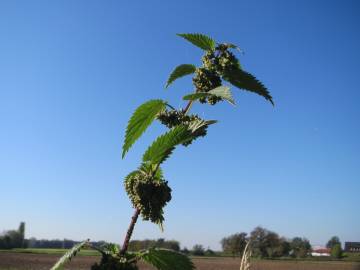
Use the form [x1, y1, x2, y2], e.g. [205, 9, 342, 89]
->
[192, 68, 222, 105]
[202, 44, 240, 75]
[124, 165, 171, 225]
[157, 109, 208, 146]
[193, 43, 240, 105]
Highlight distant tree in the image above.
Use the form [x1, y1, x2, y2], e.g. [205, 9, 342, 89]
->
[205, 248, 216, 256]
[161, 240, 180, 252]
[250, 227, 288, 258]
[192, 244, 205, 256]
[152, 238, 166, 249]
[277, 237, 291, 257]
[331, 243, 342, 259]
[26, 237, 37, 248]
[221, 233, 247, 257]
[8, 230, 22, 248]
[326, 236, 341, 249]
[0, 222, 27, 249]
[290, 237, 311, 258]
[18, 222, 25, 248]
[250, 227, 268, 258]
[0, 234, 11, 249]
[181, 247, 190, 255]
[265, 231, 285, 258]
[63, 239, 76, 249]
[128, 238, 180, 252]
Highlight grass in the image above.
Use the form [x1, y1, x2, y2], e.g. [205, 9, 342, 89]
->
[343, 252, 360, 262]
[0, 248, 99, 256]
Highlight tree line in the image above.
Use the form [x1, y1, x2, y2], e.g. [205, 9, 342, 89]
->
[0, 223, 112, 250]
[0, 222, 25, 249]
[26, 238, 102, 249]
[0, 222, 345, 259]
[0, 223, 184, 252]
[221, 226, 344, 259]
[221, 227, 300, 258]
[128, 238, 180, 252]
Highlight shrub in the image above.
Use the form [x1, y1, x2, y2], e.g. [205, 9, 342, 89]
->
[331, 243, 343, 259]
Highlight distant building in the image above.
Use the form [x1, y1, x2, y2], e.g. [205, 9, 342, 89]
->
[345, 242, 360, 252]
[311, 246, 330, 256]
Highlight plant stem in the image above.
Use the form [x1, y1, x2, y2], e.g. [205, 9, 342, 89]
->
[120, 208, 140, 255]
[183, 100, 193, 114]
[119, 100, 194, 256]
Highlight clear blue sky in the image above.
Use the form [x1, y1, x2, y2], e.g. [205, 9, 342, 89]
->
[0, 0, 359, 250]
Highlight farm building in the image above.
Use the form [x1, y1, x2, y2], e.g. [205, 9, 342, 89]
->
[344, 242, 360, 252]
[311, 247, 330, 256]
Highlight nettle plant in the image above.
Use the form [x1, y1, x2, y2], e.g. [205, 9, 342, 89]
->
[51, 33, 273, 270]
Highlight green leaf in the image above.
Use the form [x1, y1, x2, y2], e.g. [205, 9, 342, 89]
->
[142, 125, 192, 165]
[122, 100, 167, 158]
[137, 248, 195, 270]
[99, 243, 120, 255]
[137, 162, 164, 180]
[183, 86, 235, 105]
[188, 119, 217, 132]
[223, 68, 274, 105]
[50, 240, 89, 270]
[142, 120, 217, 165]
[177, 33, 216, 51]
[166, 64, 196, 88]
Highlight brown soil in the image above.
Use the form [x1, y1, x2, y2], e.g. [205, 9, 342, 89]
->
[0, 253, 359, 270]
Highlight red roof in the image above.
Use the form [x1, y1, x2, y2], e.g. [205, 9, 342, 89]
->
[313, 248, 330, 254]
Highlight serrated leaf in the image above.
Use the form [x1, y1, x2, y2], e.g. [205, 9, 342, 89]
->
[223, 68, 274, 105]
[183, 86, 235, 105]
[122, 100, 167, 158]
[166, 64, 196, 88]
[90, 242, 120, 256]
[138, 162, 164, 180]
[50, 240, 89, 270]
[209, 87, 235, 105]
[137, 248, 195, 270]
[177, 33, 216, 51]
[142, 125, 192, 165]
[188, 119, 217, 132]
[142, 120, 217, 165]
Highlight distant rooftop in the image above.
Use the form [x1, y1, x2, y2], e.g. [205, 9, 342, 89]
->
[344, 242, 360, 252]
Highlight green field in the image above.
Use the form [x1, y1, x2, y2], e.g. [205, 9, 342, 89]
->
[0, 248, 99, 256]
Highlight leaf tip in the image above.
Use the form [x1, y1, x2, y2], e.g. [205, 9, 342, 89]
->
[267, 96, 274, 106]
[270, 97, 275, 106]
[122, 145, 128, 159]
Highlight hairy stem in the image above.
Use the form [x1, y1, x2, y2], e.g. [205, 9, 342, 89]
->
[183, 100, 193, 114]
[120, 208, 140, 255]
[119, 100, 194, 255]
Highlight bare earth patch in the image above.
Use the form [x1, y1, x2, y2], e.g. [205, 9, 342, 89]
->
[0, 253, 359, 270]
